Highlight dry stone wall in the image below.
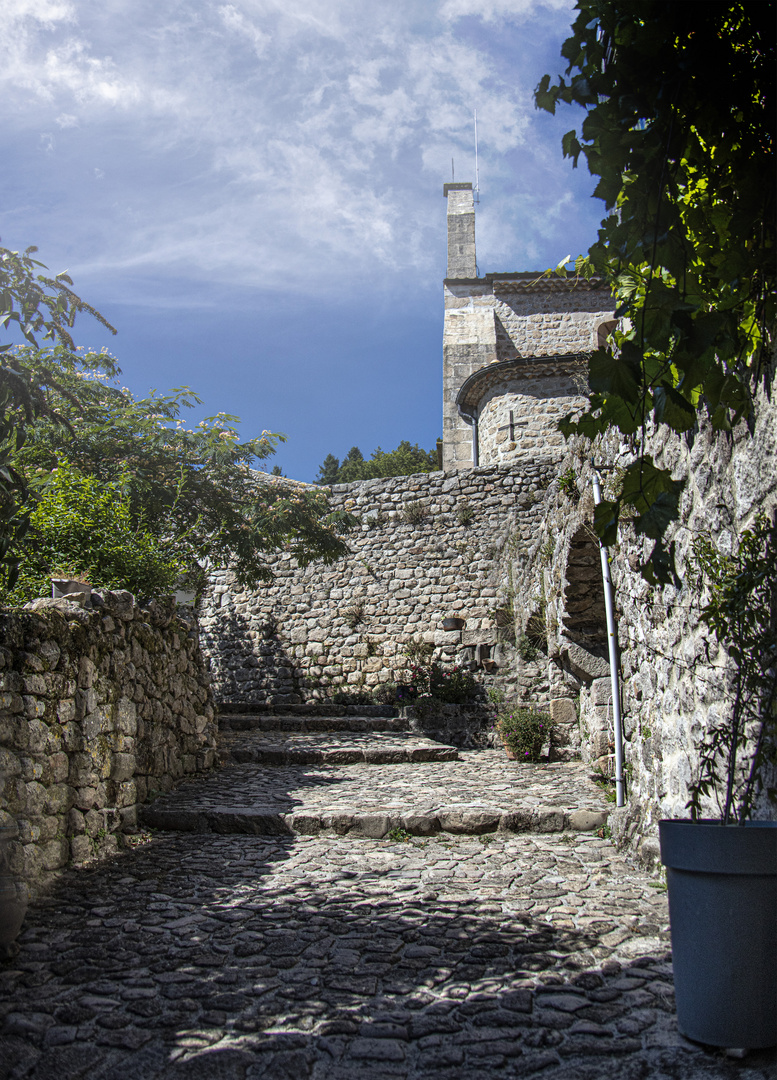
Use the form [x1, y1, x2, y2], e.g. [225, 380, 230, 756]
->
[199, 463, 558, 724]
[0, 591, 216, 896]
[503, 369, 777, 866]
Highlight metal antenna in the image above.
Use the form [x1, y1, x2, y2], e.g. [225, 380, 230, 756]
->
[474, 110, 480, 204]
[451, 158, 455, 182]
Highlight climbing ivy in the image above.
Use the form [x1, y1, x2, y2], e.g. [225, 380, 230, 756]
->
[536, 1, 775, 582]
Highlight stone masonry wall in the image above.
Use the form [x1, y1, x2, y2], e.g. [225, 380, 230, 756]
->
[0, 591, 217, 896]
[504, 369, 777, 866]
[199, 463, 558, 715]
[477, 377, 586, 465]
[493, 285, 613, 362]
[443, 279, 613, 470]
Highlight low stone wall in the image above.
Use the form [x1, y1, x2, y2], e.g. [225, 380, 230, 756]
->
[200, 462, 557, 711]
[0, 590, 216, 895]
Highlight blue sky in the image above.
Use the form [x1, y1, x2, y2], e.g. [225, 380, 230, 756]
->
[2, 0, 601, 482]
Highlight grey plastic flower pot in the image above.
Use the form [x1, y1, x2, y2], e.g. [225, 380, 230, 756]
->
[659, 819, 777, 1048]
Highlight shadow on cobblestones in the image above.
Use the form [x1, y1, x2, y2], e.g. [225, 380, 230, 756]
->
[1, 833, 774, 1080]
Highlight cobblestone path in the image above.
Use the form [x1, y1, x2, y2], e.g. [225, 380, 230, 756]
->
[2, 716, 774, 1079]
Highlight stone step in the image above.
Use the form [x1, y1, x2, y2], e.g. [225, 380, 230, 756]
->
[218, 702, 397, 718]
[218, 730, 459, 766]
[219, 713, 411, 734]
[140, 754, 610, 840]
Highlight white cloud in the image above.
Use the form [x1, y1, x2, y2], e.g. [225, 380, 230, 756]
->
[1, 0, 589, 296]
[440, 0, 573, 23]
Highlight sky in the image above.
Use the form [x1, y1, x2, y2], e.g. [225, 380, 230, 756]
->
[2, 0, 603, 483]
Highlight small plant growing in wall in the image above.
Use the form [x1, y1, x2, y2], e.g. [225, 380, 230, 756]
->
[493, 592, 516, 647]
[344, 600, 366, 630]
[403, 500, 428, 525]
[517, 633, 538, 662]
[557, 467, 580, 503]
[456, 502, 476, 527]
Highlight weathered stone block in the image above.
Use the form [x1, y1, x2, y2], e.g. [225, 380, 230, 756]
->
[549, 698, 577, 724]
[591, 678, 613, 705]
[70, 835, 93, 865]
[111, 753, 136, 783]
[563, 643, 609, 683]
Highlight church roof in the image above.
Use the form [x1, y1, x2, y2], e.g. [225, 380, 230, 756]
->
[455, 353, 589, 412]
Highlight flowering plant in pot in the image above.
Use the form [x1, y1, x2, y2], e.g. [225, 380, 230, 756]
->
[496, 707, 553, 762]
[659, 513, 777, 1049]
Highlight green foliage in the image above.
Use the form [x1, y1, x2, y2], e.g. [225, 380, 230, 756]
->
[386, 826, 411, 843]
[456, 502, 476, 526]
[343, 599, 366, 630]
[429, 664, 478, 704]
[402, 500, 427, 525]
[592, 774, 617, 803]
[537, 2, 775, 582]
[687, 514, 777, 823]
[316, 453, 341, 486]
[8, 346, 355, 590]
[497, 708, 553, 762]
[316, 440, 438, 484]
[401, 639, 478, 705]
[6, 462, 181, 604]
[0, 245, 116, 588]
[557, 467, 580, 502]
[517, 633, 538, 662]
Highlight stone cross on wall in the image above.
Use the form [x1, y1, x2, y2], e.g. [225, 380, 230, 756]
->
[497, 411, 516, 441]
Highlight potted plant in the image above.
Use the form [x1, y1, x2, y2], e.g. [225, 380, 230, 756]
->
[659, 514, 777, 1049]
[496, 706, 553, 762]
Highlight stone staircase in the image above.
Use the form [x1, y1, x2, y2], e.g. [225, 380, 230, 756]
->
[141, 705, 610, 840]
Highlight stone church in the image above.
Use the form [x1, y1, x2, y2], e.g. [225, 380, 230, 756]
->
[441, 182, 613, 470]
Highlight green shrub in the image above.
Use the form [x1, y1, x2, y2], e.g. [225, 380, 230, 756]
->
[429, 663, 477, 703]
[373, 682, 398, 705]
[557, 467, 580, 502]
[5, 462, 182, 604]
[497, 708, 553, 761]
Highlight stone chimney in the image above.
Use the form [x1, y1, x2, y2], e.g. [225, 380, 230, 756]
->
[443, 182, 476, 279]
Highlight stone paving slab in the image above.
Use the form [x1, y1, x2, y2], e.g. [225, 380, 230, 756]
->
[219, 730, 459, 766]
[140, 754, 611, 838]
[1, 831, 773, 1079]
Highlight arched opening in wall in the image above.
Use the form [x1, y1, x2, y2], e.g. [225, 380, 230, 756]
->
[561, 526, 608, 658]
